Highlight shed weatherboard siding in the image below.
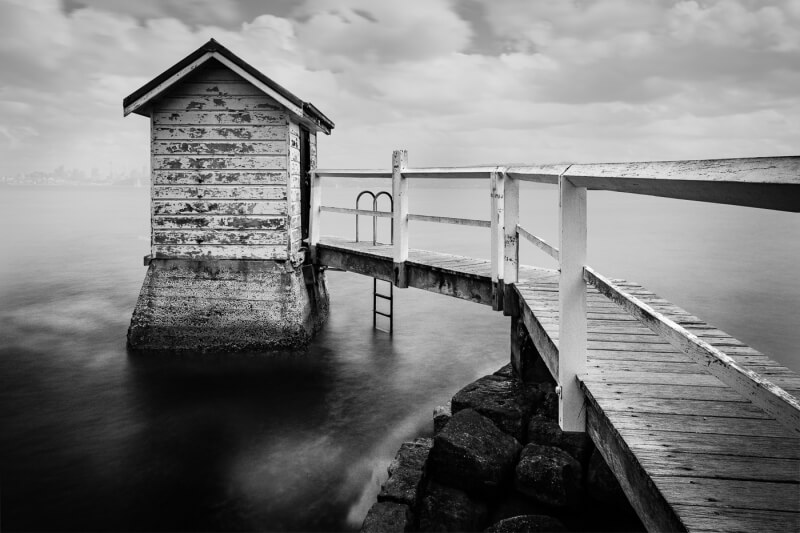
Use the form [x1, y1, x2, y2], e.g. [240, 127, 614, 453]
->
[150, 63, 290, 261]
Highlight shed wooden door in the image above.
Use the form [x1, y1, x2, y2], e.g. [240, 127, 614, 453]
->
[300, 127, 311, 242]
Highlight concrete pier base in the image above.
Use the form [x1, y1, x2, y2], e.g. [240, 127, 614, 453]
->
[127, 259, 329, 353]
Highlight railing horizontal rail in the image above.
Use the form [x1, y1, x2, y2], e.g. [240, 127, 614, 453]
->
[517, 224, 560, 261]
[506, 164, 569, 184]
[313, 169, 391, 178]
[403, 167, 496, 179]
[565, 157, 799, 212]
[314, 156, 799, 211]
[320, 206, 393, 218]
[408, 214, 490, 228]
[583, 265, 800, 435]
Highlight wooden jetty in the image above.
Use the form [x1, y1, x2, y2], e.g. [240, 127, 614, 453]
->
[311, 153, 800, 532]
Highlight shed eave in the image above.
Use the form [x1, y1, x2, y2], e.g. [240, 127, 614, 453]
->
[122, 38, 334, 133]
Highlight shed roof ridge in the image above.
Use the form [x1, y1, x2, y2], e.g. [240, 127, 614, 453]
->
[122, 39, 334, 133]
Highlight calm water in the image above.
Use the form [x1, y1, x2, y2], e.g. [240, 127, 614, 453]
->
[1, 184, 798, 531]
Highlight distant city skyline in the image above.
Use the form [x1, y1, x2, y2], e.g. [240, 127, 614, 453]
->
[0, 163, 148, 186]
[1, 0, 798, 179]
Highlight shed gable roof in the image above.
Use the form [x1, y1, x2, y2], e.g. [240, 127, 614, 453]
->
[123, 39, 334, 134]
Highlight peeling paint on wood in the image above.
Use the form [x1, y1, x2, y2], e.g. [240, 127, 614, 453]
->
[153, 141, 285, 155]
[152, 215, 286, 230]
[142, 66, 301, 262]
[153, 126, 286, 141]
[153, 244, 288, 261]
[153, 230, 287, 245]
[153, 171, 288, 185]
[153, 111, 285, 125]
[154, 156, 287, 170]
[158, 96, 282, 111]
[153, 200, 287, 216]
[172, 82, 265, 96]
[152, 185, 287, 200]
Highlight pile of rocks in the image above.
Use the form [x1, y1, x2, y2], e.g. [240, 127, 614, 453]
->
[361, 364, 643, 532]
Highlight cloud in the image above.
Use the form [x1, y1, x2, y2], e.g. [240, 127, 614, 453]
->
[0, 0, 798, 177]
[294, 0, 472, 64]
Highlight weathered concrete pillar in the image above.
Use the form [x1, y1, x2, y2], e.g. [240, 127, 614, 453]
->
[128, 260, 328, 352]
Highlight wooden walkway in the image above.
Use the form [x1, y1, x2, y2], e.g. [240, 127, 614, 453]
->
[316, 236, 800, 533]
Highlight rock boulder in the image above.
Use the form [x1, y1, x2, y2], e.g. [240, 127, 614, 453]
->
[379, 438, 432, 506]
[428, 409, 522, 497]
[360, 501, 413, 533]
[451, 375, 548, 441]
[515, 444, 583, 509]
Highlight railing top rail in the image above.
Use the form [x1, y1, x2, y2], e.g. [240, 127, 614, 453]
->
[314, 156, 799, 211]
[566, 156, 799, 186]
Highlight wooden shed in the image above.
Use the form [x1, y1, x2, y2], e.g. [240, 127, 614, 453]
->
[123, 38, 334, 263]
[123, 40, 334, 353]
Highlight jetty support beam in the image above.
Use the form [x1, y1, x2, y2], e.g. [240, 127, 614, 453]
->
[392, 149, 409, 288]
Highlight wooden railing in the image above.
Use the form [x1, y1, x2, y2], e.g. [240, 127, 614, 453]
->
[309, 152, 800, 434]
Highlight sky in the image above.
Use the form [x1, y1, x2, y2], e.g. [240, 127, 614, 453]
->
[0, 0, 798, 177]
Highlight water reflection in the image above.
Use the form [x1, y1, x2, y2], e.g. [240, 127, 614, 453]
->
[1, 185, 798, 531]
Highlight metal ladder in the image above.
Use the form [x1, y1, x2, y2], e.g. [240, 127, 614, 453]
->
[356, 191, 394, 335]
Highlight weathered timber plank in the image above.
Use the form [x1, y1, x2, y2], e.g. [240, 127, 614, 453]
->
[406, 262, 493, 306]
[153, 111, 286, 125]
[517, 268, 558, 282]
[633, 450, 798, 483]
[316, 246, 393, 282]
[152, 200, 287, 216]
[153, 125, 286, 141]
[185, 64, 246, 81]
[152, 215, 285, 230]
[588, 360, 708, 374]
[153, 141, 285, 155]
[518, 292, 559, 381]
[585, 267, 800, 434]
[588, 350, 698, 363]
[530, 310, 640, 321]
[585, 394, 686, 532]
[535, 318, 641, 329]
[157, 96, 281, 111]
[153, 156, 287, 170]
[602, 411, 792, 438]
[170, 82, 265, 96]
[565, 332, 671, 343]
[153, 230, 287, 245]
[584, 372, 725, 387]
[153, 170, 287, 185]
[651, 476, 800, 512]
[592, 397, 770, 419]
[610, 427, 800, 459]
[152, 185, 286, 200]
[587, 341, 681, 353]
[585, 382, 748, 402]
[153, 244, 287, 261]
[564, 157, 800, 211]
[671, 505, 800, 533]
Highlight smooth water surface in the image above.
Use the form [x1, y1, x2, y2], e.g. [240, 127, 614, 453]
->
[1, 184, 797, 530]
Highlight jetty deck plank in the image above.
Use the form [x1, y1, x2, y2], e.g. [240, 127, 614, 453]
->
[315, 236, 800, 532]
[516, 278, 800, 532]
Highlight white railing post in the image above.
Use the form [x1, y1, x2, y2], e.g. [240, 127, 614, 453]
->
[309, 170, 322, 261]
[558, 173, 587, 432]
[490, 171, 505, 311]
[392, 150, 409, 288]
[503, 171, 519, 315]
